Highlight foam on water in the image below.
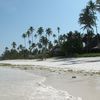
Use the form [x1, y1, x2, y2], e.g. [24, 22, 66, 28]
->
[0, 67, 81, 100]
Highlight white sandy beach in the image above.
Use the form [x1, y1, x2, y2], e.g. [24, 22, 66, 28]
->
[0, 57, 100, 100]
[0, 67, 81, 100]
[0, 57, 100, 73]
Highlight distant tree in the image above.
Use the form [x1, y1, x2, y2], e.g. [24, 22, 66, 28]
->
[54, 40, 58, 45]
[96, 0, 100, 12]
[53, 34, 56, 45]
[37, 27, 44, 39]
[57, 27, 60, 44]
[27, 30, 31, 48]
[37, 43, 42, 54]
[59, 35, 63, 44]
[40, 36, 48, 59]
[17, 44, 23, 51]
[46, 28, 52, 41]
[63, 34, 67, 42]
[22, 33, 26, 48]
[30, 43, 36, 52]
[5, 47, 9, 51]
[11, 42, 17, 49]
[29, 26, 34, 43]
[34, 34, 37, 43]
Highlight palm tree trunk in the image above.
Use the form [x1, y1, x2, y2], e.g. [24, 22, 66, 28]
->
[24, 38, 26, 48]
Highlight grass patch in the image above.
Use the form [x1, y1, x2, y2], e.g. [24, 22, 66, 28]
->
[0, 63, 13, 66]
[77, 53, 100, 57]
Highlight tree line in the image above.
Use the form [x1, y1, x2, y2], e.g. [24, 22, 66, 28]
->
[1, 0, 100, 59]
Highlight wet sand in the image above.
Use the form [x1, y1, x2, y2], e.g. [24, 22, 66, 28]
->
[30, 68, 100, 100]
[0, 67, 79, 100]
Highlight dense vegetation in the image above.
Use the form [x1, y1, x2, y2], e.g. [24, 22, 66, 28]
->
[1, 0, 100, 60]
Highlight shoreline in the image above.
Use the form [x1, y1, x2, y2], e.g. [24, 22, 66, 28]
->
[0, 57, 100, 74]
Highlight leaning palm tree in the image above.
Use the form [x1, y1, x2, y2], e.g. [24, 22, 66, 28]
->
[79, 5, 97, 52]
[79, 5, 97, 33]
[22, 33, 26, 48]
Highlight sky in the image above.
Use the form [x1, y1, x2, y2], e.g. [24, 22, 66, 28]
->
[0, 0, 99, 55]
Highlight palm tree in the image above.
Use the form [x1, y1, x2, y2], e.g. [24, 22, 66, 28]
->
[40, 36, 48, 59]
[63, 34, 67, 42]
[79, 5, 97, 34]
[5, 47, 9, 51]
[48, 41, 53, 50]
[40, 36, 48, 48]
[96, 0, 100, 11]
[11, 42, 16, 49]
[29, 26, 34, 43]
[34, 34, 37, 43]
[46, 28, 52, 42]
[37, 27, 44, 40]
[59, 35, 63, 44]
[17, 44, 23, 51]
[88, 1, 98, 34]
[57, 27, 60, 44]
[22, 33, 26, 48]
[53, 34, 56, 45]
[30, 43, 36, 52]
[37, 43, 42, 54]
[54, 40, 58, 45]
[26, 30, 31, 48]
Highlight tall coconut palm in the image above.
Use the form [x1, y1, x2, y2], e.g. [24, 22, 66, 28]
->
[88, 1, 98, 34]
[26, 30, 31, 48]
[37, 43, 42, 54]
[57, 27, 60, 44]
[96, 0, 100, 11]
[54, 40, 58, 45]
[46, 28, 52, 42]
[30, 43, 36, 52]
[48, 41, 53, 50]
[40, 36, 48, 59]
[34, 34, 37, 44]
[53, 34, 56, 45]
[22, 33, 26, 48]
[5, 47, 9, 51]
[17, 44, 23, 51]
[37, 27, 44, 40]
[29, 26, 34, 43]
[11, 42, 16, 49]
[59, 35, 63, 44]
[40, 36, 48, 48]
[79, 5, 97, 34]
[63, 34, 67, 42]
